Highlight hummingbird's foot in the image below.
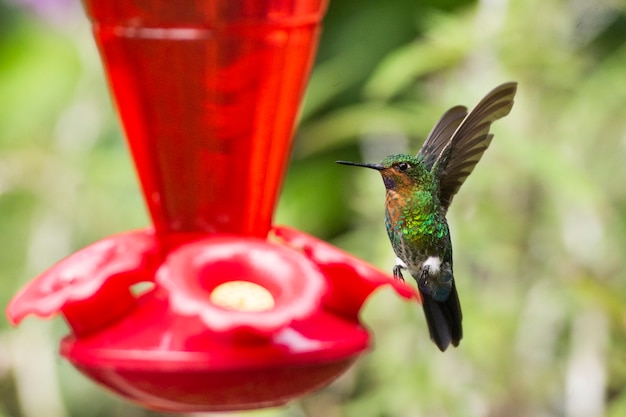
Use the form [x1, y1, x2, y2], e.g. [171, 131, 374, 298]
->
[392, 265, 405, 282]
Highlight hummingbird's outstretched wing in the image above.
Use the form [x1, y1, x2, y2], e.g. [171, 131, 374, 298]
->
[418, 105, 468, 171]
[420, 82, 517, 211]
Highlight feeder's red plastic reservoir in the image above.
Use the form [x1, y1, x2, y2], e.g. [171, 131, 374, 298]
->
[85, 0, 325, 239]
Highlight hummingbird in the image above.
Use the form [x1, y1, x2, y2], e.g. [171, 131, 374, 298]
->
[337, 82, 517, 351]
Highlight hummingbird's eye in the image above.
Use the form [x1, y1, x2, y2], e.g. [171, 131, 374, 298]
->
[397, 162, 410, 171]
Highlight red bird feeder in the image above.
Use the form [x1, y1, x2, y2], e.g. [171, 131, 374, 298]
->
[6, 0, 418, 412]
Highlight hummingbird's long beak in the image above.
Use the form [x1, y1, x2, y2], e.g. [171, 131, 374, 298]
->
[336, 160, 384, 171]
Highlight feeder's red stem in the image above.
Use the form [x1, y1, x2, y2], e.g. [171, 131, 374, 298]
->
[86, 0, 326, 240]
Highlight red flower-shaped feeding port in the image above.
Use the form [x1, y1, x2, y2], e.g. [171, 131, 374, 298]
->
[6, 0, 420, 412]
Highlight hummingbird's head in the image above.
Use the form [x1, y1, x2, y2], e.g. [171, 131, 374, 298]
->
[336, 154, 429, 192]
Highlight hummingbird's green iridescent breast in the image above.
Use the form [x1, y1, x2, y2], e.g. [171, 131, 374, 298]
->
[385, 187, 448, 259]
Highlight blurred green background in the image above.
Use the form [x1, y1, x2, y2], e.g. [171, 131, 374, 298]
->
[1, 0, 626, 416]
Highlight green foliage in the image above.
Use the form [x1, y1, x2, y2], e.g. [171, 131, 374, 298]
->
[2, 0, 626, 416]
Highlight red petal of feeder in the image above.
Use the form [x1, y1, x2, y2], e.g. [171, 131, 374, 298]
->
[6, 229, 159, 335]
[156, 235, 327, 337]
[272, 225, 420, 318]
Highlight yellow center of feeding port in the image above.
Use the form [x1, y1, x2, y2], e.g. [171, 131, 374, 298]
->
[209, 281, 275, 312]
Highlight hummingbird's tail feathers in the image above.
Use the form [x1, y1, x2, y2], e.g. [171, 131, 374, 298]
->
[420, 283, 462, 352]
[446, 282, 463, 346]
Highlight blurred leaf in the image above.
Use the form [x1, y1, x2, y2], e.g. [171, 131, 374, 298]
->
[0, 21, 80, 147]
[364, 11, 473, 100]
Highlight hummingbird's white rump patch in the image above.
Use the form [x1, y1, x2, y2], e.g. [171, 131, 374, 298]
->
[423, 256, 441, 273]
